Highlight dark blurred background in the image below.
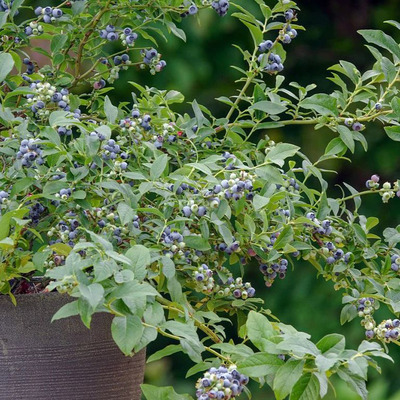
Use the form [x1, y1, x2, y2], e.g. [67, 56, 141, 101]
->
[136, 1, 400, 399]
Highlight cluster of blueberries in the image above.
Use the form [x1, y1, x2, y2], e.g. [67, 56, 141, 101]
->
[112, 54, 131, 66]
[216, 240, 241, 256]
[323, 241, 352, 266]
[34, 6, 63, 23]
[23, 58, 35, 75]
[161, 227, 185, 247]
[26, 82, 71, 114]
[0, 190, 9, 205]
[258, 52, 284, 74]
[47, 214, 80, 247]
[231, 277, 256, 299]
[391, 254, 400, 272]
[180, 3, 198, 17]
[305, 212, 333, 236]
[211, 0, 229, 17]
[256, 9, 297, 73]
[96, 207, 124, 236]
[51, 170, 66, 181]
[193, 263, 215, 293]
[102, 139, 122, 160]
[276, 175, 300, 193]
[57, 127, 72, 137]
[100, 25, 139, 47]
[28, 202, 46, 225]
[374, 318, 400, 343]
[192, 263, 256, 299]
[281, 24, 298, 44]
[120, 109, 182, 149]
[55, 188, 72, 200]
[24, 21, 44, 37]
[89, 130, 107, 141]
[94, 79, 107, 90]
[344, 118, 364, 132]
[259, 257, 288, 287]
[195, 364, 248, 400]
[100, 54, 132, 83]
[89, 136, 129, 171]
[357, 297, 376, 339]
[16, 138, 44, 167]
[100, 25, 119, 41]
[365, 174, 380, 190]
[365, 174, 400, 203]
[0, 0, 14, 11]
[120, 27, 139, 47]
[141, 48, 167, 74]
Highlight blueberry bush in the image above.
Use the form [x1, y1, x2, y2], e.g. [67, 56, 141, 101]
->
[1, 0, 400, 398]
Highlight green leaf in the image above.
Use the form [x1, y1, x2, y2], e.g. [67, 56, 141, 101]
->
[79, 283, 104, 310]
[301, 94, 338, 116]
[273, 360, 305, 400]
[340, 303, 357, 325]
[249, 101, 287, 115]
[117, 202, 135, 226]
[358, 29, 400, 61]
[184, 236, 211, 251]
[150, 154, 169, 179]
[0, 12, 8, 29]
[337, 369, 368, 400]
[162, 321, 204, 356]
[325, 137, 347, 156]
[290, 373, 320, 400]
[166, 21, 186, 41]
[337, 125, 355, 153]
[141, 384, 193, 400]
[385, 20, 400, 31]
[161, 256, 175, 279]
[165, 90, 184, 104]
[125, 245, 151, 281]
[0, 52, 14, 82]
[51, 300, 80, 322]
[51, 34, 68, 53]
[273, 226, 294, 250]
[277, 334, 320, 357]
[0, 237, 14, 249]
[241, 20, 263, 48]
[246, 311, 275, 351]
[265, 143, 300, 167]
[10, 177, 35, 197]
[112, 280, 159, 299]
[104, 95, 118, 123]
[111, 315, 144, 355]
[316, 333, 345, 355]
[147, 344, 183, 363]
[385, 126, 400, 141]
[253, 194, 270, 211]
[237, 352, 284, 377]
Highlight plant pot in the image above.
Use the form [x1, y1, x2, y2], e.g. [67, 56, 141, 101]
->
[0, 292, 146, 400]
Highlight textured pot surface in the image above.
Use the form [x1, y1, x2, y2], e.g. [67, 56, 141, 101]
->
[0, 292, 146, 400]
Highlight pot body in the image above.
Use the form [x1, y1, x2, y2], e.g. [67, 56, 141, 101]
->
[0, 292, 146, 400]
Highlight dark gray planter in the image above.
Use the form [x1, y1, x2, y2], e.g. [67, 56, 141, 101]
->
[0, 292, 146, 400]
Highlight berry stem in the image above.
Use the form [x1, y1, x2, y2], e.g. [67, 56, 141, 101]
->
[73, 0, 113, 83]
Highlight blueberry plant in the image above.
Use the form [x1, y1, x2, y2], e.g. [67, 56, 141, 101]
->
[2, 0, 400, 398]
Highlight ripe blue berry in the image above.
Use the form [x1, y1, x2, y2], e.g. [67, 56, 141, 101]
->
[188, 4, 198, 15]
